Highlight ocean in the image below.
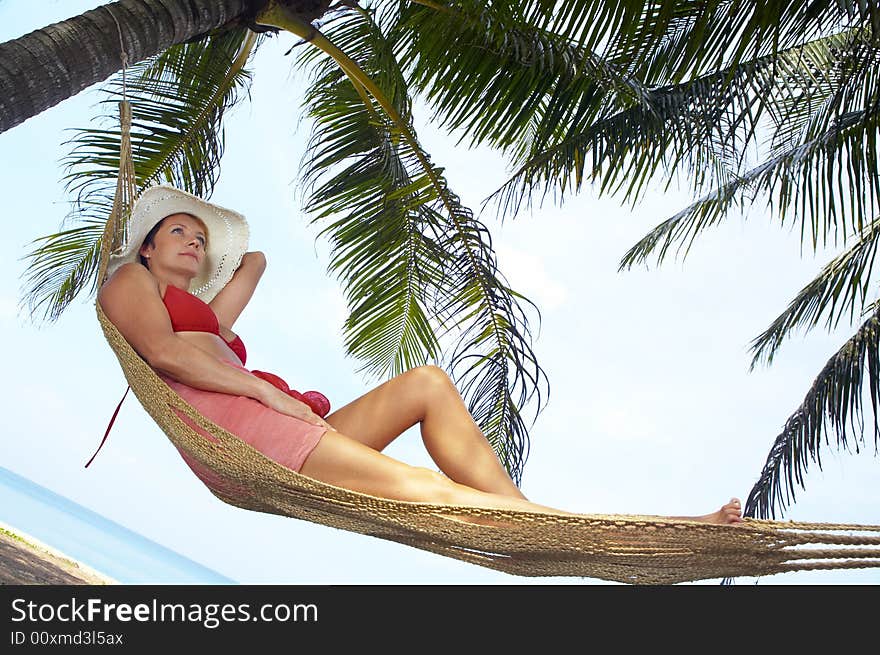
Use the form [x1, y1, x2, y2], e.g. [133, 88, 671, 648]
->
[0, 465, 236, 584]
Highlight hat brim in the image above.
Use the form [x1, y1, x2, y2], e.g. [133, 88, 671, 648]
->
[106, 185, 250, 303]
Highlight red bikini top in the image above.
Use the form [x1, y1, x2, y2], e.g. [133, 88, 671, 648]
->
[162, 284, 247, 365]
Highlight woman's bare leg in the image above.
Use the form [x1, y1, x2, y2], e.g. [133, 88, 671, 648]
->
[325, 365, 526, 499]
[299, 428, 744, 525]
[417, 367, 527, 498]
[300, 429, 565, 518]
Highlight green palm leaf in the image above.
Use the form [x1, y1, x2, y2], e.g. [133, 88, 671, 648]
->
[615, 104, 878, 274]
[391, 1, 875, 170]
[389, 0, 647, 160]
[20, 26, 260, 323]
[744, 304, 880, 519]
[605, 0, 878, 83]
[748, 216, 880, 371]
[488, 26, 873, 219]
[18, 219, 108, 324]
[287, 4, 549, 481]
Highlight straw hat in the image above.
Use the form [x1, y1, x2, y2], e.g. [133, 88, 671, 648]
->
[106, 185, 250, 303]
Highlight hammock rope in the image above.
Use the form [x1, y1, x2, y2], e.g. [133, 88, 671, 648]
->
[92, 74, 880, 586]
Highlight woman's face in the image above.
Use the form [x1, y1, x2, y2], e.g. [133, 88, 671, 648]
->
[139, 213, 209, 276]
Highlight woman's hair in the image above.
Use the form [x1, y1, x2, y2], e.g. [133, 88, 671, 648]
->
[138, 214, 208, 268]
[138, 217, 167, 268]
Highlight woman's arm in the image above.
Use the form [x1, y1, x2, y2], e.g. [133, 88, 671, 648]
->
[98, 263, 331, 428]
[209, 251, 267, 330]
[99, 262, 270, 399]
[154, 341, 332, 429]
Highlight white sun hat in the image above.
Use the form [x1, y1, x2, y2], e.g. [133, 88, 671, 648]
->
[106, 185, 250, 303]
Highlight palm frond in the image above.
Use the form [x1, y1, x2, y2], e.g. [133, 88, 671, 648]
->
[387, 0, 647, 162]
[17, 216, 108, 323]
[744, 306, 880, 519]
[611, 27, 880, 272]
[616, 103, 878, 273]
[482, 54, 771, 221]
[289, 4, 549, 481]
[748, 216, 880, 371]
[20, 27, 261, 323]
[763, 27, 880, 238]
[392, 0, 872, 158]
[607, 0, 874, 83]
[487, 25, 876, 224]
[483, 0, 816, 79]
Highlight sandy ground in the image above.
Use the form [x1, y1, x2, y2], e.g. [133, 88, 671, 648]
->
[0, 522, 116, 585]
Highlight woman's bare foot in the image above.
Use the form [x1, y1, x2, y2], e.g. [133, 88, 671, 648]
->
[666, 498, 743, 524]
[692, 498, 744, 525]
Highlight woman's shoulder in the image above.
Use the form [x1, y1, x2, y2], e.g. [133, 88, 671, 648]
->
[99, 263, 160, 303]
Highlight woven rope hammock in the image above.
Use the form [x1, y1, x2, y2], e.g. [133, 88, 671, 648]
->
[93, 100, 880, 585]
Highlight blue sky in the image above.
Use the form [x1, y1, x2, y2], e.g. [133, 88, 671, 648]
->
[2, 0, 878, 584]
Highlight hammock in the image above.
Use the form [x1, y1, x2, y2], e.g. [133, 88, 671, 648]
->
[92, 101, 880, 586]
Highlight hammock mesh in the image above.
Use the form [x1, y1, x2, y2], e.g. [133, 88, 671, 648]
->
[94, 101, 880, 585]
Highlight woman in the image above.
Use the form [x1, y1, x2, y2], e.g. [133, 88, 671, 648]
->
[98, 186, 743, 525]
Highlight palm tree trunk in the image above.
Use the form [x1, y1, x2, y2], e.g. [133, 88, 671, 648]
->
[0, 0, 254, 134]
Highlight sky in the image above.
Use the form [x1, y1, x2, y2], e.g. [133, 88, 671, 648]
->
[1, 0, 878, 585]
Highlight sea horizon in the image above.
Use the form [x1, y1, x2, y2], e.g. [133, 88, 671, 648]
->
[0, 465, 236, 584]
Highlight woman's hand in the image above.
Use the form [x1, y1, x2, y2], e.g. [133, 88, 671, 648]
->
[258, 385, 334, 430]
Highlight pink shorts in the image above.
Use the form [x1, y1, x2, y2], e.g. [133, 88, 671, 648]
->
[159, 360, 329, 477]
